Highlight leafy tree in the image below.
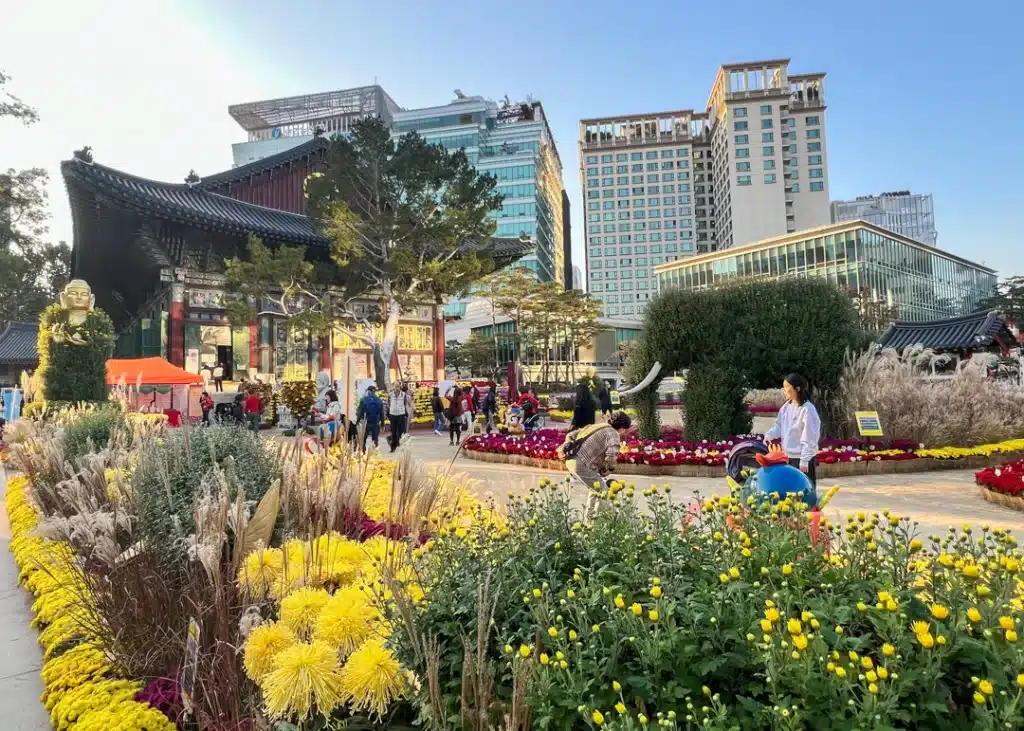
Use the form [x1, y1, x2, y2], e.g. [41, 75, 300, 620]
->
[981, 276, 1024, 325]
[444, 339, 470, 377]
[225, 117, 503, 387]
[629, 278, 864, 439]
[0, 71, 72, 330]
[461, 333, 500, 377]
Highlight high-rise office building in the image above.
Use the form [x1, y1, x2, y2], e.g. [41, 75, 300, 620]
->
[831, 191, 937, 246]
[393, 94, 566, 284]
[579, 59, 829, 318]
[227, 85, 401, 167]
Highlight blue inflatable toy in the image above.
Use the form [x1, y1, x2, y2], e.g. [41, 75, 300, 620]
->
[726, 441, 817, 507]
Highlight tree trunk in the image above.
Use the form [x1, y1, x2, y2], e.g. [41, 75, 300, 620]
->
[378, 297, 402, 389]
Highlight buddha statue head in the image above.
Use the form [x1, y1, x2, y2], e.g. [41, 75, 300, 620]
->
[60, 279, 95, 325]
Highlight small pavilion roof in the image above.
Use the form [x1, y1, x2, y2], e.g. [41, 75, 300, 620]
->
[877, 310, 1018, 352]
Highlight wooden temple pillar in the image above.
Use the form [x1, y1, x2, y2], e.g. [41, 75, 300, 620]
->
[168, 281, 185, 367]
[249, 323, 258, 376]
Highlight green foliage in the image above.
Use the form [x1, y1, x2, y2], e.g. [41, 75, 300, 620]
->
[60, 406, 127, 462]
[980, 275, 1024, 324]
[37, 303, 114, 402]
[680, 363, 751, 441]
[623, 338, 659, 439]
[132, 426, 282, 565]
[0, 73, 72, 329]
[637, 279, 864, 438]
[392, 484, 1024, 731]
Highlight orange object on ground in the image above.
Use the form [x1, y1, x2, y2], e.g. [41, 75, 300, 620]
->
[106, 357, 204, 386]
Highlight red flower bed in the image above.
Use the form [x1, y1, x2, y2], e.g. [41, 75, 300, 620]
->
[462, 428, 926, 468]
[975, 458, 1024, 496]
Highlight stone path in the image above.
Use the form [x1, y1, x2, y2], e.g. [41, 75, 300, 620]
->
[0, 466, 51, 730]
[381, 431, 1024, 540]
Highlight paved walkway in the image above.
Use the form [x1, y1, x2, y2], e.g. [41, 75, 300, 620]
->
[0, 466, 51, 730]
[381, 431, 1024, 540]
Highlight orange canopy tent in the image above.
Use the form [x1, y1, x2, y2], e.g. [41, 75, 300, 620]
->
[106, 357, 204, 385]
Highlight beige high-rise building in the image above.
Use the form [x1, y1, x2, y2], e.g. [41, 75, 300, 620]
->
[579, 59, 829, 318]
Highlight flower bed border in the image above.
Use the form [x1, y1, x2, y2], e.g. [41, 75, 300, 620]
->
[460, 449, 1024, 478]
[979, 486, 1024, 512]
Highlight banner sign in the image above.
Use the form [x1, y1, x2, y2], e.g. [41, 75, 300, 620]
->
[855, 411, 884, 437]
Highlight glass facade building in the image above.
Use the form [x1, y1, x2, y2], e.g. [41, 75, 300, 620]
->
[655, 222, 996, 321]
[831, 192, 937, 247]
[392, 96, 566, 284]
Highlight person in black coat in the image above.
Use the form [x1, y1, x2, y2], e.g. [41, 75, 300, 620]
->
[598, 382, 614, 416]
[571, 382, 597, 430]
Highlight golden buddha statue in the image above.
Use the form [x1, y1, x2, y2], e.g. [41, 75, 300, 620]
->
[52, 279, 96, 345]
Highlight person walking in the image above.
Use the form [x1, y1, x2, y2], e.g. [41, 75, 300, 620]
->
[763, 372, 821, 489]
[571, 381, 597, 430]
[431, 386, 445, 436]
[324, 389, 343, 446]
[598, 382, 614, 417]
[561, 411, 632, 517]
[387, 382, 410, 452]
[448, 386, 465, 445]
[482, 380, 498, 433]
[200, 391, 214, 426]
[243, 389, 262, 432]
[356, 385, 384, 449]
[213, 364, 225, 392]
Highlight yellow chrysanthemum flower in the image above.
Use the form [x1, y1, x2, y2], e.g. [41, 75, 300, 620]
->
[787, 618, 802, 636]
[999, 616, 1015, 631]
[979, 679, 994, 696]
[929, 604, 949, 620]
[882, 643, 895, 657]
[243, 621, 298, 683]
[262, 641, 344, 719]
[238, 546, 285, 600]
[792, 634, 808, 650]
[340, 639, 406, 718]
[967, 607, 983, 623]
[910, 620, 930, 637]
[280, 587, 331, 637]
[314, 586, 380, 658]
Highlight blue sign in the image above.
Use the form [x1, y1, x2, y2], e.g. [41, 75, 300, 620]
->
[271, 127, 282, 139]
[2, 388, 23, 423]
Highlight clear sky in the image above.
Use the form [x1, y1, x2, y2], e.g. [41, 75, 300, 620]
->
[2, 0, 1020, 275]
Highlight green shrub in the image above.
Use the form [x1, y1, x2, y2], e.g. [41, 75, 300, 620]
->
[61, 406, 128, 462]
[132, 426, 282, 564]
[390, 483, 1024, 731]
[281, 429, 297, 437]
[680, 363, 751, 440]
[634, 279, 864, 439]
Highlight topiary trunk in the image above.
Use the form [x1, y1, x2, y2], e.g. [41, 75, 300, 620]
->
[681, 363, 751, 441]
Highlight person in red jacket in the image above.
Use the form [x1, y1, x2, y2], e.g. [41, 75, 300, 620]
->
[243, 390, 262, 433]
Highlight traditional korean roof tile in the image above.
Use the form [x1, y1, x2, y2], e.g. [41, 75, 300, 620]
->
[62, 157, 329, 246]
[196, 137, 329, 189]
[0, 323, 39, 365]
[878, 310, 1017, 351]
[62, 154, 535, 264]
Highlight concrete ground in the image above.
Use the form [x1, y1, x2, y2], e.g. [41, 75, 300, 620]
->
[379, 427, 1024, 540]
[0, 467, 52, 731]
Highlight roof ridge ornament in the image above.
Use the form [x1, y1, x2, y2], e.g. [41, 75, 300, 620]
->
[73, 146, 94, 164]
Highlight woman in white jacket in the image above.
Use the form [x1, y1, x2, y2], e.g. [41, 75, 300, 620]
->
[763, 372, 821, 488]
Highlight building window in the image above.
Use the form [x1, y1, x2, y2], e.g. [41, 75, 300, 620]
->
[807, 142, 822, 152]
[805, 115, 820, 126]
[737, 175, 752, 186]
[789, 183, 800, 192]
[631, 152, 643, 160]
[734, 107, 748, 117]
[734, 134, 749, 144]
[763, 145, 774, 156]
[764, 173, 777, 184]
[762, 132, 774, 143]
[735, 148, 750, 158]
[736, 162, 751, 172]
[646, 151, 658, 159]
[764, 160, 776, 170]
[734, 120, 748, 130]
[760, 104, 772, 115]
[761, 119, 773, 129]
[585, 155, 598, 163]
[676, 148, 689, 156]
[788, 169, 799, 179]
[808, 154, 822, 165]
[809, 168, 823, 178]
[810, 181, 824, 191]
[807, 129, 821, 139]
[615, 153, 627, 161]
[601, 154, 612, 162]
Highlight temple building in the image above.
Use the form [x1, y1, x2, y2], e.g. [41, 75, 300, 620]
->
[61, 143, 529, 383]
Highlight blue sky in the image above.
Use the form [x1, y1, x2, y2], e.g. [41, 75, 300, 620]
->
[3, 0, 1020, 274]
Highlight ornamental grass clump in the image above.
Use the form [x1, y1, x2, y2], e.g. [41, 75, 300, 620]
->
[386, 476, 1024, 730]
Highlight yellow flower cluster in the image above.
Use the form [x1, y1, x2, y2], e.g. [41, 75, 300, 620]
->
[5, 475, 176, 731]
[916, 438, 1024, 460]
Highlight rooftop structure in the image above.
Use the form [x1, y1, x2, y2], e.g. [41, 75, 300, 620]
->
[831, 191, 937, 246]
[877, 310, 1018, 353]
